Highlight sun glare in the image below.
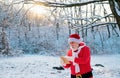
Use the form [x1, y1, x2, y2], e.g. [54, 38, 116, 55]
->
[30, 5, 48, 15]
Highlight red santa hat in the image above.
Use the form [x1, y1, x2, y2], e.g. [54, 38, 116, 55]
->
[68, 34, 82, 43]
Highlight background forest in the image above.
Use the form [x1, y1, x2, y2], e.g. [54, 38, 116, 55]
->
[0, 0, 120, 56]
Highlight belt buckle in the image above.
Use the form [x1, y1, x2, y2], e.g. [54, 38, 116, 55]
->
[76, 74, 82, 78]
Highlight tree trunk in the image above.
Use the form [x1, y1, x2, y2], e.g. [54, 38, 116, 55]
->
[0, 28, 9, 55]
[108, 0, 120, 30]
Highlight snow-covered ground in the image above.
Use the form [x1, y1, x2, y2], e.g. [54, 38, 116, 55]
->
[0, 54, 120, 78]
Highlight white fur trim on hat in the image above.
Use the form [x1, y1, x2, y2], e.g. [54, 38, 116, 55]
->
[68, 38, 82, 43]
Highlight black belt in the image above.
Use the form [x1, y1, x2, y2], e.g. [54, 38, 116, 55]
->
[71, 71, 93, 78]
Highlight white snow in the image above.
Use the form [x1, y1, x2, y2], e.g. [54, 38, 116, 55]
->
[0, 54, 120, 78]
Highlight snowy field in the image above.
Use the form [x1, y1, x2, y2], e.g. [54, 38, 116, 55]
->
[0, 54, 120, 78]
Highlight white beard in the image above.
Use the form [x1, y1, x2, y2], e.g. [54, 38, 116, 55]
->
[70, 46, 78, 51]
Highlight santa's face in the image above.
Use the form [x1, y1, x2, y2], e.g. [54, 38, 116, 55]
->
[69, 42, 79, 51]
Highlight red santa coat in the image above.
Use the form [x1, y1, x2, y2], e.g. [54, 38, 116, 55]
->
[64, 42, 92, 75]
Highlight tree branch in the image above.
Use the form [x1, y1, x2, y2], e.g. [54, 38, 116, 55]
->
[72, 22, 117, 31]
[25, 0, 108, 7]
[67, 14, 113, 28]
